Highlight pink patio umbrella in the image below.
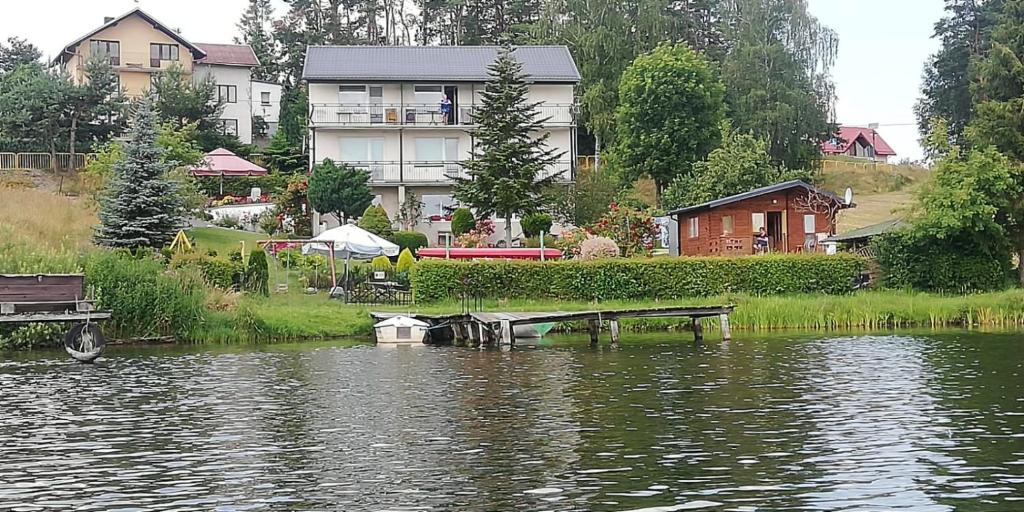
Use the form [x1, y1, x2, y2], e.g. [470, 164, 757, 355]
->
[189, 148, 268, 194]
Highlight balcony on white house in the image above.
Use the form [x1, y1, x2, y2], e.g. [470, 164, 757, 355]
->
[339, 160, 575, 184]
[309, 103, 576, 128]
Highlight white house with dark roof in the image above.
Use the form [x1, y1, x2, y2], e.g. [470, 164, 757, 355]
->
[194, 43, 264, 144]
[302, 45, 581, 245]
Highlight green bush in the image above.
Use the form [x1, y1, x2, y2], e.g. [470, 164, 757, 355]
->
[371, 255, 393, 271]
[521, 212, 553, 238]
[411, 254, 868, 302]
[873, 229, 1010, 293]
[523, 234, 557, 249]
[358, 204, 394, 239]
[396, 248, 416, 273]
[85, 250, 206, 339]
[392, 231, 429, 255]
[451, 208, 475, 236]
[170, 253, 244, 289]
[244, 250, 270, 296]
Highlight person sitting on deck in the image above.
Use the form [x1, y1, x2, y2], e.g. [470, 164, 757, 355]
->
[754, 227, 770, 254]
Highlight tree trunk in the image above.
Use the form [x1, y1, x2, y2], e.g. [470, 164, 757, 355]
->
[69, 115, 78, 156]
[505, 214, 513, 247]
[49, 139, 58, 173]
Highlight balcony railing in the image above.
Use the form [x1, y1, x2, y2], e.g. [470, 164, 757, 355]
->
[309, 103, 576, 128]
[339, 160, 574, 184]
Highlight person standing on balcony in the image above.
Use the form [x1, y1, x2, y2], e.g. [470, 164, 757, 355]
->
[440, 94, 453, 125]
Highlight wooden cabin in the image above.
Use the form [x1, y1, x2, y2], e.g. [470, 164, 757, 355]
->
[669, 180, 854, 257]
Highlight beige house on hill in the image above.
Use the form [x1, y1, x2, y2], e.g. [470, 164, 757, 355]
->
[53, 8, 206, 97]
[52, 7, 277, 145]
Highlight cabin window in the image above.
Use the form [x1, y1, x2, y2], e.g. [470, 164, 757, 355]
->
[396, 326, 412, 339]
[804, 214, 816, 234]
[89, 40, 120, 65]
[261, 91, 271, 105]
[149, 43, 179, 67]
[752, 212, 766, 232]
[688, 217, 699, 238]
[217, 85, 237, 104]
[721, 215, 734, 235]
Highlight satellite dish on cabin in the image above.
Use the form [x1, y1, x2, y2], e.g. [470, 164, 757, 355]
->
[844, 187, 854, 206]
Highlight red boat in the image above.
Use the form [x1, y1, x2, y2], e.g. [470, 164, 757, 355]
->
[416, 247, 563, 260]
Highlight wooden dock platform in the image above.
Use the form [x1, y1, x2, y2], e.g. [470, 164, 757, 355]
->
[370, 305, 734, 347]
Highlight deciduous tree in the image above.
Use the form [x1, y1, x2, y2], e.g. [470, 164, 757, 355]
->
[611, 43, 724, 194]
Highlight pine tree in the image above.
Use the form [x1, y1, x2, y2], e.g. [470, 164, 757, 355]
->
[453, 47, 563, 246]
[95, 95, 184, 249]
[235, 0, 278, 82]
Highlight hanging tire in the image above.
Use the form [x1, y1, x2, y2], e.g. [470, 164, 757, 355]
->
[65, 323, 105, 363]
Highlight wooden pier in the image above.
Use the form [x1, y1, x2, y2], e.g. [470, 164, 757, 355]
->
[371, 305, 734, 348]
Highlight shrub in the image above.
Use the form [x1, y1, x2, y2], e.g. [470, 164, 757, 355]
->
[521, 212, 553, 238]
[358, 204, 394, 239]
[524, 234, 557, 249]
[579, 236, 620, 260]
[371, 255, 394, 271]
[392, 231, 429, 255]
[456, 219, 495, 248]
[873, 229, 1010, 293]
[244, 250, 270, 296]
[396, 248, 416, 273]
[555, 228, 588, 260]
[589, 202, 659, 257]
[170, 253, 243, 289]
[451, 208, 475, 236]
[214, 215, 241, 229]
[411, 254, 868, 302]
[85, 250, 206, 339]
[258, 211, 280, 236]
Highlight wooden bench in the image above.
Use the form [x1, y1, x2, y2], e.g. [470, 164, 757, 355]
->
[0, 274, 110, 361]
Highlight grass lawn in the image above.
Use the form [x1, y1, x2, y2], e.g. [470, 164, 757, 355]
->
[188, 226, 266, 257]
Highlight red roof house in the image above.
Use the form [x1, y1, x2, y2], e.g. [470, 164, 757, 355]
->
[194, 43, 260, 67]
[822, 126, 896, 162]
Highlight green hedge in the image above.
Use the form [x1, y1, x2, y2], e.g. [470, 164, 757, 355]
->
[411, 254, 868, 302]
[872, 229, 1011, 292]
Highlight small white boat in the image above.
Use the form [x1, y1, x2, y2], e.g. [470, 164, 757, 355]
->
[373, 315, 429, 344]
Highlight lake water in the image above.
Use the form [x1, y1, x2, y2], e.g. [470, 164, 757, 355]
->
[2, 332, 1023, 511]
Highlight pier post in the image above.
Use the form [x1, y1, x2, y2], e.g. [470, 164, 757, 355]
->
[609, 319, 620, 347]
[588, 319, 600, 346]
[478, 322, 488, 349]
[719, 314, 732, 341]
[500, 320, 514, 347]
[692, 317, 703, 342]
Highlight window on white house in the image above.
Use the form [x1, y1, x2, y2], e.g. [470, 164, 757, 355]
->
[804, 214, 816, 234]
[722, 215, 734, 235]
[414, 137, 459, 161]
[422, 194, 456, 219]
[340, 137, 384, 162]
[752, 212, 766, 232]
[90, 40, 120, 65]
[260, 91, 271, 105]
[217, 85, 237, 103]
[217, 119, 238, 136]
[688, 217, 699, 238]
[338, 85, 367, 105]
[414, 84, 442, 105]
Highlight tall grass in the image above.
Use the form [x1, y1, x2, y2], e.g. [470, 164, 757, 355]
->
[0, 187, 96, 273]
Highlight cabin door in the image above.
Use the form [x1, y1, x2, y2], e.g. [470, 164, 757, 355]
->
[767, 212, 784, 252]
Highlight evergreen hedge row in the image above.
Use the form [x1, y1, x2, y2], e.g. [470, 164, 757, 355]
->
[411, 254, 868, 302]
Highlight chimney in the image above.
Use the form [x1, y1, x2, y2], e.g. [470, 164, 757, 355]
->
[104, 16, 115, 24]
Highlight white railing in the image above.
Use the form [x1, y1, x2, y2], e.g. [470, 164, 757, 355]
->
[0, 153, 94, 171]
[310, 103, 576, 128]
[330, 160, 574, 184]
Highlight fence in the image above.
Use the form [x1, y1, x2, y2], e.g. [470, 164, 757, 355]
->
[820, 158, 904, 174]
[0, 153, 95, 171]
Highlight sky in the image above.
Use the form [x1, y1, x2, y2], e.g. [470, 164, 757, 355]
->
[2, 0, 945, 161]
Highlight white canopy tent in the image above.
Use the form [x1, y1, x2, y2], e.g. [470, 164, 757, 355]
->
[302, 224, 400, 259]
[301, 225, 400, 299]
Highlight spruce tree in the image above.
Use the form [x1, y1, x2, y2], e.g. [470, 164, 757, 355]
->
[235, 0, 278, 81]
[453, 47, 562, 246]
[95, 95, 184, 249]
